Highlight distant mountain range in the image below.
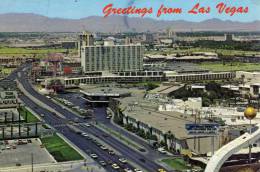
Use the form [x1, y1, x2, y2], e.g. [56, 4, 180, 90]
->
[0, 13, 259, 32]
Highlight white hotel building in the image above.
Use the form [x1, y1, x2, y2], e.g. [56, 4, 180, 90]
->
[81, 44, 144, 72]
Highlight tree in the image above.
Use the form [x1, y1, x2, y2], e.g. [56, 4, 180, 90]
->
[113, 111, 123, 125]
[159, 141, 166, 147]
[145, 82, 159, 91]
[241, 74, 245, 86]
[167, 131, 176, 152]
[137, 129, 146, 138]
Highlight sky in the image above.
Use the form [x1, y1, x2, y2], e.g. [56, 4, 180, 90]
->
[0, 0, 259, 22]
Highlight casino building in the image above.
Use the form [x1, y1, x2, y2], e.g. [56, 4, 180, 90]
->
[80, 32, 144, 73]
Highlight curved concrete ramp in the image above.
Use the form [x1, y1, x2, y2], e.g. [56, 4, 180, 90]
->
[205, 125, 260, 172]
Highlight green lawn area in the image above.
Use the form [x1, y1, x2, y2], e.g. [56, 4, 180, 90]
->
[41, 134, 83, 162]
[18, 106, 40, 123]
[146, 48, 260, 57]
[0, 46, 66, 54]
[161, 158, 191, 171]
[0, 67, 16, 75]
[0, 46, 77, 57]
[199, 62, 260, 72]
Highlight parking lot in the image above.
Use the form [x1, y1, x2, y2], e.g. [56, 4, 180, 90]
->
[0, 138, 55, 167]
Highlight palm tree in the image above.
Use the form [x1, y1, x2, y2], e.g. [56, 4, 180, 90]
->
[241, 74, 245, 86]
[167, 131, 176, 152]
[245, 93, 252, 105]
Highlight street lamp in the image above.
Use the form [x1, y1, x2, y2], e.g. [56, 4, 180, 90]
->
[244, 106, 257, 164]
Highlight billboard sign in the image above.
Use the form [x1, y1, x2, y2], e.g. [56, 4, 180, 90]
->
[185, 123, 219, 136]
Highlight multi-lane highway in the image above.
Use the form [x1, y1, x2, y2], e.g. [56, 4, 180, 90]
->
[20, 95, 127, 172]
[57, 92, 171, 161]
[10, 64, 170, 172]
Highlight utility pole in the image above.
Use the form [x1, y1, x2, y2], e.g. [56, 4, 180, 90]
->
[31, 153, 34, 172]
[198, 110, 201, 153]
[257, 93, 260, 112]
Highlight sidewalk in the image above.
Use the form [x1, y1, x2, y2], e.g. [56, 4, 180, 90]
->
[0, 161, 106, 172]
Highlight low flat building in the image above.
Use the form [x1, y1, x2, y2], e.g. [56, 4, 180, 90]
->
[0, 57, 30, 66]
[61, 71, 235, 88]
[190, 85, 206, 92]
[63, 74, 163, 88]
[60, 41, 78, 49]
[144, 53, 219, 62]
[148, 83, 184, 97]
[159, 98, 203, 112]
[166, 72, 235, 82]
[63, 62, 82, 75]
[250, 83, 260, 97]
[236, 71, 260, 84]
[80, 86, 131, 105]
[110, 92, 222, 155]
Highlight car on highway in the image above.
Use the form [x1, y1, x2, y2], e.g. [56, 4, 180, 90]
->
[96, 142, 102, 147]
[81, 133, 89, 137]
[108, 150, 115, 155]
[119, 158, 127, 164]
[80, 109, 87, 113]
[106, 115, 112, 119]
[71, 105, 76, 109]
[99, 160, 107, 166]
[158, 169, 167, 172]
[68, 104, 74, 107]
[107, 160, 113, 165]
[68, 120, 74, 125]
[85, 149, 91, 154]
[85, 123, 91, 127]
[111, 163, 120, 170]
[73, 117, 79, 123]
[84, 135, 92, 140]
[124, 168, 133, 172]
[139, 158, 146, 163]
[102, 134, 109, 138]
[83, 115, 92, 119]
[90, 153, 98, 159]
[134, 169, 143, 172]
[100, 145, 108, 151]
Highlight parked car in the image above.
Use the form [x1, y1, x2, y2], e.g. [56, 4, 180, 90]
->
[158, 147, 167, 154]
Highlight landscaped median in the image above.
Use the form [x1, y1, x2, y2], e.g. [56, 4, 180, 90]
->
[161, 158, 191, 171]
[41, 134, 84, 162]
[18, 106, 40, 123]
[97, 123, 145, 151]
